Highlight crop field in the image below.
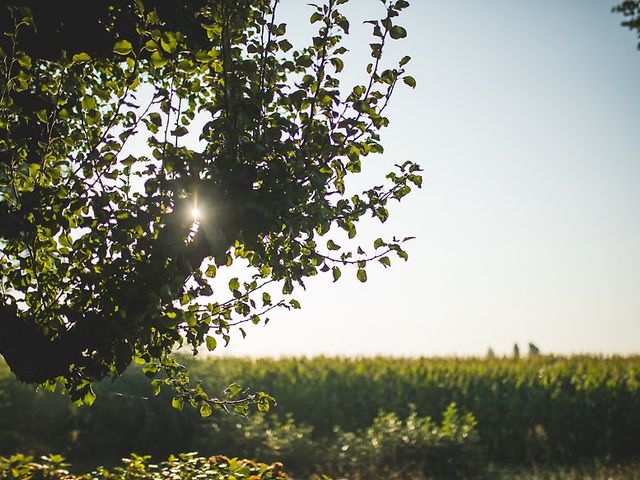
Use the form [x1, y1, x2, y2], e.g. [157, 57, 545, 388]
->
[1, 355, 639, 478]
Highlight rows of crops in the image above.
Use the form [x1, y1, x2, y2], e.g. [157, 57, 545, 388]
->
[1, 355, 639, 474]
[185, 355, 640, 463]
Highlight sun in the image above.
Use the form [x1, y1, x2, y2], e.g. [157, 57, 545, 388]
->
[187, 202, 201, 242]
[192, 205, 201, 222]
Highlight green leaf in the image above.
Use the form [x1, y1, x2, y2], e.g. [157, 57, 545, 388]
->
[151, 380, 162, 396]
[160, 32, 178, 54]
[234, 405, 249, 416]
[228, 277, 240, 291]
[148, 112, 162, 127]
[227, 383, 242, 398]
[72, 52, 92, 63]
[262, 291, 271, 306]
[195, 51, 211, 62]
[390, 25, 407, 39]
[331, 58, 344, 72]
[171, 397, 184, 411]
[36, 109, 48, 123]
[327, 239, 340, 251]
[83, 387, 96, 406]
[171, 126, 188, 137]
[332, 266, 341, 282]
[151, 51, 168, 68]
[337, 18, 350, 34]
[282, 278, 293, 295]
[310, 12, 323, 23]
[113, 39, 133, 56]
[409, 173, 423, 187]
[357, 269, 367, 283]
[278, 39, 293, 52]
[17, 53, 31, 69]
[205, 264, 217, 278]
[399, 55, 411, 67]
[59, 234, 73, 248]
[403, 76, 417, 88]
[297, 55, 313, 68]
[134, 0, 145, 13]
[28, 163, 40, 177]
[205, 335, 217, 351]
[46, 454, 65, 464]
[257, 399, 270, 412]
[81, 96, 97, 110]
[121, 155, 136, 167]
[200, 402, 213, 417]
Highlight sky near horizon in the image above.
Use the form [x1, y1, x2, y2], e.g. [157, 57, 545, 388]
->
[210, 0, 640, 358]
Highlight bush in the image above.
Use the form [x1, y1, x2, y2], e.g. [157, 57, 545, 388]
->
[191, 403, 482, 479]
[194, 413, 322, 475]
[325, 403, 482, 479]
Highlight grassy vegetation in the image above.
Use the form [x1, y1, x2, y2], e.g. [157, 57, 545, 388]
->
[187, 355, 640, 463]
[1, 355, 639, 478]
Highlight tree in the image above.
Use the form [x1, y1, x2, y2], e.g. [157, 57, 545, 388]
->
[614, 1, 640, 49]
[0, 0, 420, 413]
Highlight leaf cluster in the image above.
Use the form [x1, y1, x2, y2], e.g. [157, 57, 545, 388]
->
[614, 1, 640, 48]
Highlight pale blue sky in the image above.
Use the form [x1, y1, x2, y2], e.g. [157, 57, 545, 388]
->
[210, 0, 640, 357]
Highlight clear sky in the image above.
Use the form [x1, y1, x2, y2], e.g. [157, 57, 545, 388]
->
[210, 0, 640, 357]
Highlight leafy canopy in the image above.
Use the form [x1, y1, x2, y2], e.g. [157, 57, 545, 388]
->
[0, 0, 420, 413]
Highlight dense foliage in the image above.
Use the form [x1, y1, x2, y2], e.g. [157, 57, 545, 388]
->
[197, 402, 480, 479]
[0, 0, 419, 408]
[1, 355, 639, 476]
[0, 453, 288, 480]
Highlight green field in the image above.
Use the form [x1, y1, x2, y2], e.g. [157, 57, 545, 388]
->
[1, 355, 639, 478]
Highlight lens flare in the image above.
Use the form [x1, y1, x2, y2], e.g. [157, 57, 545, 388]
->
[187, 200, 201, 242]
[192, 205, 201, 222]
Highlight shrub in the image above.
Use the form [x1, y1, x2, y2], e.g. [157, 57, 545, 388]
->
[192, 403, 482, 479]
[325, 403, 482, 479]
